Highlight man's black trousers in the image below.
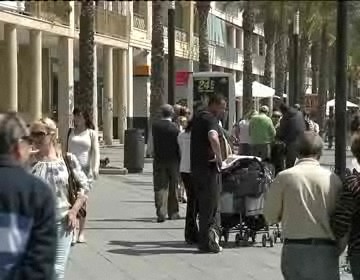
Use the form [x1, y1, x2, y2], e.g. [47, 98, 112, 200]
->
[192, 166, 221, 250]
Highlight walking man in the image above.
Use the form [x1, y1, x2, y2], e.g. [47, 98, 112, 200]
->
[191, 95, 226, 253]
[0, 112, 57, 279]
[264, 131, 342, 280]
[152, 105, 180, 223]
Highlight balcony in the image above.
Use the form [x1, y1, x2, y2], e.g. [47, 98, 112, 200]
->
[23, 1, 70, 26]
[74, 3, 128, 40]
[163, 26, 188, 42]
[134, 13, 146, 30]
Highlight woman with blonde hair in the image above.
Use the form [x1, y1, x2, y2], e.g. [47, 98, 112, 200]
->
[30, 117, 90, 280]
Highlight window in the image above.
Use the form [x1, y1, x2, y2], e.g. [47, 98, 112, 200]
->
[236, 29, 243, 50]
[133, 1, 140, 14]
[175, 2, 184, 29]
[259, 37, 265, 56]
[236, 71, 242, 82]
[252, 34, 259, 55]
[193, 8, 199, 34]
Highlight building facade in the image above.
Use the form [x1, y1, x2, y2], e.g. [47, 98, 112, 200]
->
[0, 1, 267, 145]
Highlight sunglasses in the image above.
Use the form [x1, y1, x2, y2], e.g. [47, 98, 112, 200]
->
[20, 135, 33, 145]
[30, 131, 48, 138]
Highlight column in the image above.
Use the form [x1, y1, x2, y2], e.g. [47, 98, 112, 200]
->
[117, 49, 128, 143]
[231, 27, 236, 48]
[58, 37, 74, 151]
[146, 2, 152, 38]
[127, 46, 134, 128]
[103, 46, 114, 145]
[5, 24, 18, 111]
[29, 30, 42, 121]
[93, 45, 98, 130]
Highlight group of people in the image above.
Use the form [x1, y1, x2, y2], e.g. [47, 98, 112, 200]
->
[0, 109, 100, 280]
[152, 95, 229, 253]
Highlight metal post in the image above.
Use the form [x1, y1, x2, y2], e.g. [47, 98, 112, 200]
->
[168, 1, 176, 105]
[293, 11, 300, 106]
[335, 1, 348, 180]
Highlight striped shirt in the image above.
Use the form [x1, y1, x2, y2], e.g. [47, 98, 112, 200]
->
[331, 168, 360, 254]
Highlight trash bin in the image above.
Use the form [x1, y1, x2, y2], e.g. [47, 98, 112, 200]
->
[124, 129, 145, 173]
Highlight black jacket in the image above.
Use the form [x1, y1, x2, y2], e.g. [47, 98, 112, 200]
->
[152, 119, 180, 163]
[278, 108, 306, 144]
[0, 156, 57, 280]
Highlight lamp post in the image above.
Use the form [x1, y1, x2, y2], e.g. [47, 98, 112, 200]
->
[335, 0, 348, 180]
[292, 10, 300, 106]
[168, 1, 176, 105]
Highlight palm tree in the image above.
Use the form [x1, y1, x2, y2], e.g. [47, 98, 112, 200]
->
[262, 6, 277, 87]
[310, 41, 320, 94]
[242, 1, 255, 115]
[274, 1, 288, 98]
[150, 0, 165, 120]
[78, 0, 95, 117]
[196, 1, 211, 71]
[147, 0, 165, 157]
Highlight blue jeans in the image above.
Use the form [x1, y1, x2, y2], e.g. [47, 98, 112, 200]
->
[54, 218, 73, 280]
[281, 244, 340, 280]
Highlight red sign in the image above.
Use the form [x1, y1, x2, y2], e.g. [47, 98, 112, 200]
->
[176, 71, 190, 86]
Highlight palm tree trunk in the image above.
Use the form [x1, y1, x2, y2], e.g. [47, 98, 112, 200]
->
[311, 41, 320, 94]
[242, 1, 255, 115]
[299, 37, 311, 108]
[196, 1, 211, 72]
[150, 0, 165, 120]
[317, 23, 329, 135]
[328, 45, 335, 100]
[274, 2, 287, 99]
[263, 18, 275, 87]
[78, 0, 95, 117]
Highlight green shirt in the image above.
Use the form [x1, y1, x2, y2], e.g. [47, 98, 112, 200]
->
[249, 113, 276, 144]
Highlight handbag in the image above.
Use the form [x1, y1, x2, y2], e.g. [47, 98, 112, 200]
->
[63, 155, 87, 218]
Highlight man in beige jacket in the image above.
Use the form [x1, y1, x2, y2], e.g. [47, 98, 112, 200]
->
[264, 131, 342, 280]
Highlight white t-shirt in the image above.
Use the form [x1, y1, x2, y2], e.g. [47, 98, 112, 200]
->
[68, 129, 92, 168]
[239, 120, 251, 144]
[177, 131, 191, 173]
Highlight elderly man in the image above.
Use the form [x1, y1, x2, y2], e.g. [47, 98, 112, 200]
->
[264, 131, 342, 280]
[249, 105, 275, 160]
[0, 112, 57, 280]
[152, 104, 180, 223]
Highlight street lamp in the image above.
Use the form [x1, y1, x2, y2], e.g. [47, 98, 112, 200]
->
[292, 10, 300, 106]
[335, 1, 348, 180]
[168, 1, 176, 105]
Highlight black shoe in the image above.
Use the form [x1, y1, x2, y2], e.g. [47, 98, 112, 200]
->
[168, 213, 181, 220]
[208, 228, 222, 253]
[157, 216, 165, 223]
[185, 238, 198, 245]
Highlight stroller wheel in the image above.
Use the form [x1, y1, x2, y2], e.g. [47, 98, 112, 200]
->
[251, 231, 256, 243]
[261, 234, 267, 247]
[269, 235, 274, 247]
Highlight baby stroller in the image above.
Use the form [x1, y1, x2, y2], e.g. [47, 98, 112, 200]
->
[220, 155, 281, 247]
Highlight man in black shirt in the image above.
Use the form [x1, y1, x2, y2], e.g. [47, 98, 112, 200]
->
[152, 105, 180, 223]
[191, 95, 226, 253]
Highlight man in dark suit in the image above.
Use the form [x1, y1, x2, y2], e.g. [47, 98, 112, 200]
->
[152, 104, 180, 223]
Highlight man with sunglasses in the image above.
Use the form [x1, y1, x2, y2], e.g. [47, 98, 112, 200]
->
[0, 113, 57, 280]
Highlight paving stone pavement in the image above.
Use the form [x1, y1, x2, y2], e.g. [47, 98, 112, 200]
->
[66, 153, 353, 280]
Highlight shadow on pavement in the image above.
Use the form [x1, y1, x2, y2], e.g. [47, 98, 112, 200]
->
[107, 240, 196, 255]
[89, 217, 156, 223]
[86, 227, 185, 230]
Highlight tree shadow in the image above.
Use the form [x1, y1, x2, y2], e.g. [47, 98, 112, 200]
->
[89, 217, 157, 223]
[107, 240, 197, 256]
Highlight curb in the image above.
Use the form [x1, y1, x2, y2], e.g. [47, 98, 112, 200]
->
[99, 167, 128, 175]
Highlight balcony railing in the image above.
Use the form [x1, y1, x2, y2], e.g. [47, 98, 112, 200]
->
[134, 13, 146, 30]
[163, 26, 188, 42]
[24, 1, 70, 26]
[74, 3, 128, 40]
